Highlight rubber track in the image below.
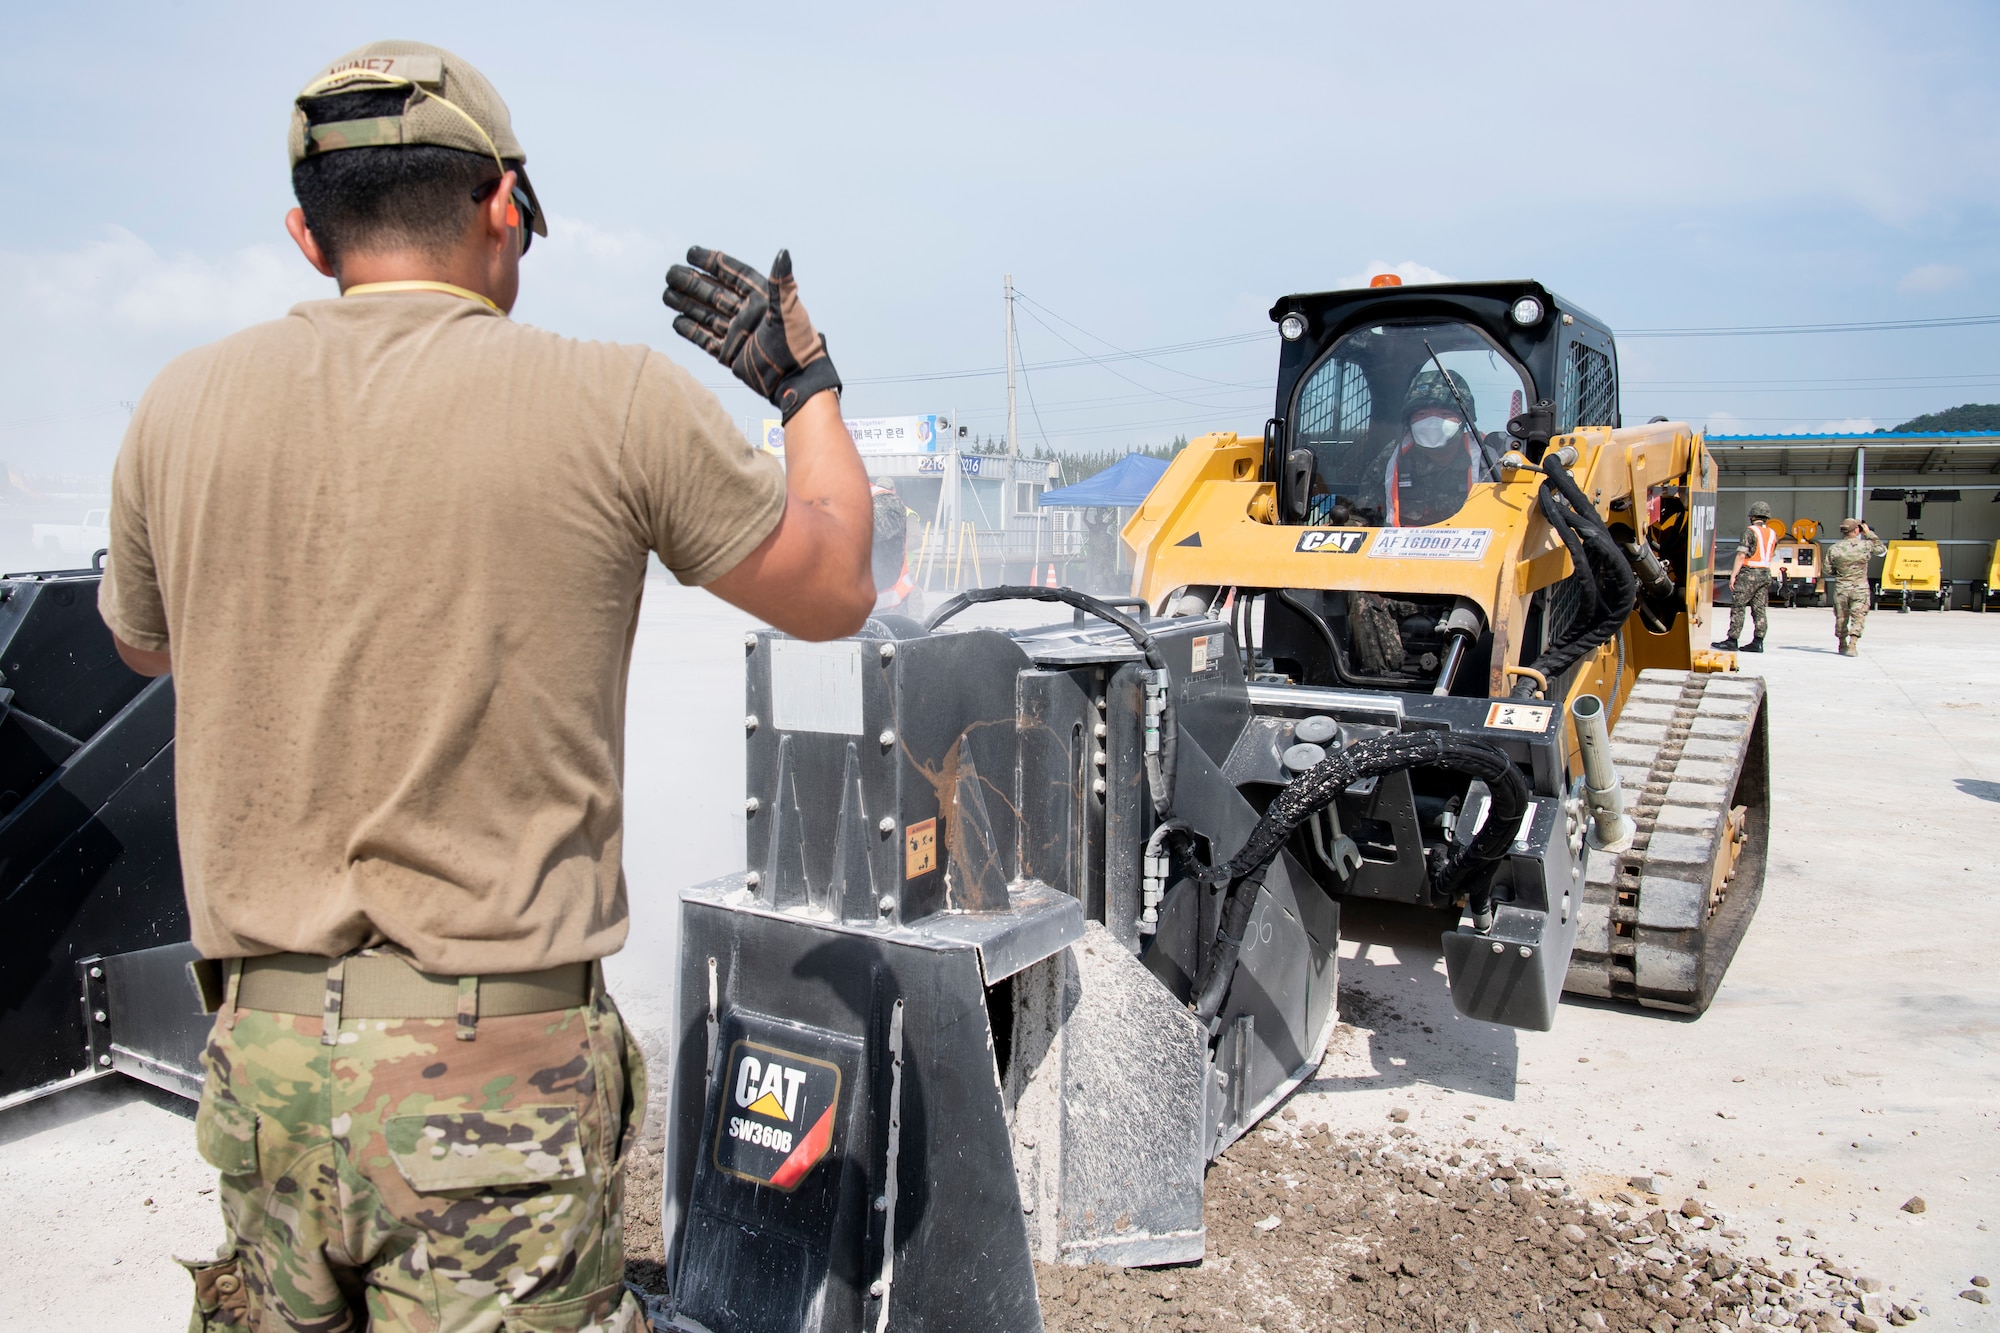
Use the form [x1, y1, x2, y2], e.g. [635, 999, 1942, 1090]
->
[1562, 669, 1769, 1014]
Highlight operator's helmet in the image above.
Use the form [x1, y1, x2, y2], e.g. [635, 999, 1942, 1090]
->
[1403, 368, 1477, 424]
[1748, 501, 1773, 519]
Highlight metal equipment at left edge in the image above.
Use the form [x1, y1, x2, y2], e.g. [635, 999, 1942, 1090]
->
[0, 560, 208, 1112]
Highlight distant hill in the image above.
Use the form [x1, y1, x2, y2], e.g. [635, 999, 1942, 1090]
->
[1888, 403, 2000, 433]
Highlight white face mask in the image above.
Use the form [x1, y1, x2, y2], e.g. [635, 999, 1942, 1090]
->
[1410, 416, 1463, 450]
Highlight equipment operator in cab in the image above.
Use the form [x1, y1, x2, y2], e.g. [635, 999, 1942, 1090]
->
[97, 40, 873, 1332]
[1382, 368, 1485, 526]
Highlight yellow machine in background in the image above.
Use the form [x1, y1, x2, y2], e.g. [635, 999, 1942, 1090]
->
[1124, 280, 1768, 1014]
[1869, 487, 1960, 611]
[1973, 541, 2000, 612]
[1772, 517, 1824, 607]
[1876, 541, 1947, 612]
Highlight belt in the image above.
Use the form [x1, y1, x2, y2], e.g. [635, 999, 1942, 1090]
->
[235, 952, 592, 1020]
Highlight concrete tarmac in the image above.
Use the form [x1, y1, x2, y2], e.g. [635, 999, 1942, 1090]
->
[1, 585, 1994, 1326]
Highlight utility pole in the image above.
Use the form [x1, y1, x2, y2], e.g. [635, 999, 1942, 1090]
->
[1004, 273, 1019, 458]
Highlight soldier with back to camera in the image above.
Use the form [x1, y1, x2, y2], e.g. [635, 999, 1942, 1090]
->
[1824, 517, 1887, 656]
[99, 39, 873, 1331]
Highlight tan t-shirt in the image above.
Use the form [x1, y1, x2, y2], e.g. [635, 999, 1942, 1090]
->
[99, 291, 785, 973]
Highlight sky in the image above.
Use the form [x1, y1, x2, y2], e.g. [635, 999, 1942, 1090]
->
[4, 0, 1999, 479]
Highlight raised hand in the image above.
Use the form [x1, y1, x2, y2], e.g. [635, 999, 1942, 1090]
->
[663, 247, 842, 421]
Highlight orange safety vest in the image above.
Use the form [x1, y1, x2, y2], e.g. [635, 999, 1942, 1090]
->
[1740, 522, 1779, 569]
[1383, 436, 1480, 526]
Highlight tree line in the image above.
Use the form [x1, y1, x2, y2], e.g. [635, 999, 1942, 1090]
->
[1030, 436, 1189, 487]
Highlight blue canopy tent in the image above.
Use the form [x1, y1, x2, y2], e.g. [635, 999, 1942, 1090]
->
[1034, 452, 1171, 590]
[1037, 453, 1171, 508]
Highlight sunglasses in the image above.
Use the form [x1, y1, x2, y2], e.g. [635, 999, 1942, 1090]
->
[470, 177, 537, 254]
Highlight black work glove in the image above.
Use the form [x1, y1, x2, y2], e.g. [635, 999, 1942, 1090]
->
[663, 247, 842, 422]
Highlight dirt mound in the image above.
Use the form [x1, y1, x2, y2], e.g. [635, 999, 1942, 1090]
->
[1038, 1117, 1919, 1333]
[622, 1109, 1920, 1332]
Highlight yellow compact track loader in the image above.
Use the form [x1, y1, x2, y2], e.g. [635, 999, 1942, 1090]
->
[1125, 280, 1768, 1014]
[656, 281, 1771, 1332]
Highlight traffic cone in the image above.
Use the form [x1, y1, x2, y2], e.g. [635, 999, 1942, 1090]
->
[1046, 563, 1058, 587]
[1027, 564, 1039, 587]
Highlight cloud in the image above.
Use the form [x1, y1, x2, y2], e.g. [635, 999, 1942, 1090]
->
[2, 227, 323, 332]
[511, 213, 681, 344]
[0, 229, 331, 474]
[1700, 411, 1755, 437]
[1714, 416, 1881, 436]
[1897, 264, 1967, 294]
[0, 218, 718, 475]
[1330, 260, 1456, 292]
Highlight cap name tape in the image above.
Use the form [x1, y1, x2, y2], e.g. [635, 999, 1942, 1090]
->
[319, 54, 442, 87]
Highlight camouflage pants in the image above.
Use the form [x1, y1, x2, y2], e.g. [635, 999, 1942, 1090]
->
[1833, 583, 1870, 642]
[1727, 567, 1771, 642]
[183, 989, 646, 1332]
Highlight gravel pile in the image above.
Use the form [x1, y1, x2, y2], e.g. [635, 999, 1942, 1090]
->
[1036, 1112, 1926, 1333]
[622, 1102, 1932, 1333]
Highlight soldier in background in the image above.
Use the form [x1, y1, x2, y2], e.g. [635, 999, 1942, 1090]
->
[1083, 507, 1118, 591]
[1713, 500, 1779, 653]
[1824, 517, 1887, 656]
[870, 477, 918, 615]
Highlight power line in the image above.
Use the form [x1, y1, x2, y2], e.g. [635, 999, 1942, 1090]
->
[951, 390, 1267, 432]
[1011, 313, 1052, 452]
[1622, 314, 2000, 338]
[1631, 382, 2000, 398]
[1012, 302, 1240, 412]
[841, 329, 1272, 387]
[1627, 372, 2000, 388]
[838, 310, 2000, 389]
[1010, 289, 1249, 388]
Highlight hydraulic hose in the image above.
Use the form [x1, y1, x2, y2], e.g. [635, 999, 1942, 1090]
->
[1617, 534, 1680, 635]
[926, 585, 1178, 818]
[1537, 487, 1599, 628]
[1515, 453, 1639, 697]
[1188, 730, 1530, 1024]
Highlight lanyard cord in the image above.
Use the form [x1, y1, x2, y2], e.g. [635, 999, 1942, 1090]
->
[341, 280, 501, 313]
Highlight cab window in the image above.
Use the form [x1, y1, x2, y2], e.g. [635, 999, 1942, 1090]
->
[1289, 321, 1533, 527]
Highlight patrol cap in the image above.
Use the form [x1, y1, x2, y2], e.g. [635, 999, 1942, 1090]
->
[288, 40, 546, 239]
[1404, 367, 1476, 422]
[1748, 501, 1772, 518]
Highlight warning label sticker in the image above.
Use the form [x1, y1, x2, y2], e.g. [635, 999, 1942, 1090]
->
[1190, 632, 1223, 673]
[905, 817, 937, 878]
[1484, 701, 1553, 732]
[1368, 528, 1493, 560]
[1294, 529, 1367, 554]
[713, 1039, 843, 1191]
